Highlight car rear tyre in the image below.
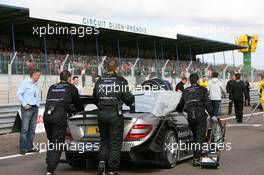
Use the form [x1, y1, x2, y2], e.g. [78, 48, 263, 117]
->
[160, 130, 178, 168]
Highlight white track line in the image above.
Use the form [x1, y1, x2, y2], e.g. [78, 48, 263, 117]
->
[1, 112, 263, 161]
[226, 124, 263, 127]
[0, 149, 46, 161]
[221, 112, 264, 121]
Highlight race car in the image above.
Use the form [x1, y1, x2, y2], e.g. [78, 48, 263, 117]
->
[64, 79, 194, 168]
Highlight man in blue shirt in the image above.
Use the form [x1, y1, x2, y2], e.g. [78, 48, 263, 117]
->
[16, 69, 41, 155]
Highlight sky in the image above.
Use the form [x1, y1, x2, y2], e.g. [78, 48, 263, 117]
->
[0, 0, 263, 68]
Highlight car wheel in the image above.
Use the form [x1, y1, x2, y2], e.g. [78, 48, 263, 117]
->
[160, 130, 178, 168]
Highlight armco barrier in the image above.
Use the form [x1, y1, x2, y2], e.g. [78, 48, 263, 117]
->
[221, 89, 259, 107]
[0, 103, 45, 135]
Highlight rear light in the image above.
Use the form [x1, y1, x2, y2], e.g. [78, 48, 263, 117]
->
[125, 124, 152, 141]
[65, 127, 73, 140]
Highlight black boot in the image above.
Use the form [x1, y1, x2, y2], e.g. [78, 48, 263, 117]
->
[98, 161, 106, 175]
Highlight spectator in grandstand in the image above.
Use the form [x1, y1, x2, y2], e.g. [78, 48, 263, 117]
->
[147, 72, 155, 80]
[95, 75, 101, 82]
[138, 71, 146, 85]
[180, 69, 186, 78]
[244, 80, 251, 106]
[16, 69, 41, 155]
[72, 76, 82, 95]
[81, 68, 86, 87]
[208, 72, 226, 118]
[199, 76, 208, 88]
[175, 77, 187, 92]
[226, 74, 236, 115]
[68, 61, 74, 75]
[171, 68, 177, 85]
[180, 68, 189, 79]
[230, 73, 247, 123]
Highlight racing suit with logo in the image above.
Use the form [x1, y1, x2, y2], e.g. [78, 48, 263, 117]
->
[43, 81, 83, 173]
[177, 84, 214, 159]
[93, 72, 134, 172]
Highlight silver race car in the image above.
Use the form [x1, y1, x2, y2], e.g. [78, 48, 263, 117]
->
[65, 80, 194, 168]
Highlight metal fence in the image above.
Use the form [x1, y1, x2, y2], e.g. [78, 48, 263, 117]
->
[1, 51, 263, 104]
[1, 51, 262, 80]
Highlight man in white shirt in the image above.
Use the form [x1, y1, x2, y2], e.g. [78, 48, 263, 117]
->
[208, 71, 226, 118]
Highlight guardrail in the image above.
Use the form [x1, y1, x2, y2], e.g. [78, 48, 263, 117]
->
[0, 104, 45, 135]
[0, 90, 260, 135]
[0, 111, 18, 134]
[221, 89, 259, 107]
[0, 104, 20, 134]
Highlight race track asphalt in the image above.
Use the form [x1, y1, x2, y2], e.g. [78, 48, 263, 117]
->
[1, 112, 264, 175]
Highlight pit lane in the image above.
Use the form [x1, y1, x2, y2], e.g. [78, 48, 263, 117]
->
[1, 112, 264, 175]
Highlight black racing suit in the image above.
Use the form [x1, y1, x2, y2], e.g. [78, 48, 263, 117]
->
[244, 81, 250, 106]
[226, 79, 235, 115]
[93, 72, 134, 172]
[43, 82, 83, 172]
[177, 84, 214, 158]
[231, 80, 247, 123]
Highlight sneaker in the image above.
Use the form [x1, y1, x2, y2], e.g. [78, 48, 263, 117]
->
[46, 171, 53, 175]
[109, 172, 118, 175]
[20, 150, 26, 155]
[27, 148, 40, 153]
[97, 161, 105, 175]
[192, 158, 201, 167]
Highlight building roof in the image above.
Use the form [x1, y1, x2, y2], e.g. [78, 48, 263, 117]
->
[0, 4, 247, 57]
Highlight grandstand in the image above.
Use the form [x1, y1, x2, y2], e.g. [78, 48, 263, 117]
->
[0, 4, 250, 104]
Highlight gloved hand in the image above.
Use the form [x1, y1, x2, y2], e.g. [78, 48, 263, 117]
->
[211, 116, 218, 123]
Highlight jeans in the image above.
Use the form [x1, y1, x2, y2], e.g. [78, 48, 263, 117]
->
[20, 106, 38, 152]
[211, 100, 221, 117]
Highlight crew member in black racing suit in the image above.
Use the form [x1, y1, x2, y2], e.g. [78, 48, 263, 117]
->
[176, 73, 217, 166]
[226, 74, 236, 115]
[244, 80, 251, 106]
[230, 73, 247, 123]
[93, 58, 134, 175]
[43, 70, 83, 175]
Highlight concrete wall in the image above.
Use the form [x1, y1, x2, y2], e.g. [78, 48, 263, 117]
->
[0, 74, 94, 105]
